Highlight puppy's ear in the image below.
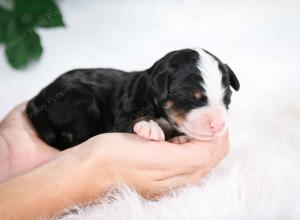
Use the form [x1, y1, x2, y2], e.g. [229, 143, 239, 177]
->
[148, 49, 199, 90]
[224, 64, 240, 91]
[147, 57, 170, 103]
[147, 50, 179, 101]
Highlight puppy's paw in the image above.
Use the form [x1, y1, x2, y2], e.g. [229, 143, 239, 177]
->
[133, 120, 165, 141]
[168, 135, 190, 144]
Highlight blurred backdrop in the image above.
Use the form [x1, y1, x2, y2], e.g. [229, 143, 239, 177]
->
[0, 0, 300, 119]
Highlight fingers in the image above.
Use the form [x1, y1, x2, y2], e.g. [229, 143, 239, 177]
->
[85, 132, 230, 200]
[150, 141, 213, 170]
[143, 141, 229, 200]
[100, 132, 229, 174]
[208, 134, 230, 169]
[148, 132, 230, 182]
[141, 167, 211, 199]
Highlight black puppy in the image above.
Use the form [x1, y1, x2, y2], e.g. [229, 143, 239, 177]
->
[26, 48, 239, 150]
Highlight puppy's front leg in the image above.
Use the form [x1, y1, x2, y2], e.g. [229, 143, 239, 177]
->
[133, 120, 165, 141]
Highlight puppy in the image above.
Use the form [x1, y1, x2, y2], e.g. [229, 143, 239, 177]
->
[26, 48, 240, 150]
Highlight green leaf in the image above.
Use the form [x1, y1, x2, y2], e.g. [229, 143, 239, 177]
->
[1, 0, 65, 69]
[13, 0, 64, 28]
[0, 6, 11, 43]
[35, 9, 64, 28]
[5, 29, 43, 69]
[0, 7, 10, 25]
[3, 19, 19, 43]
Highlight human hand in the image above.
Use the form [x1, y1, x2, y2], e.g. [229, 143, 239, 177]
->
[70, 131, 229, 199]
[0, 103, 229, 220]
[0, 102, 229, 199]
[0, 103, 60, 182]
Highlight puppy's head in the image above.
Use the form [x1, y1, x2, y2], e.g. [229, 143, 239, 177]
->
[149, 48, 240, 140]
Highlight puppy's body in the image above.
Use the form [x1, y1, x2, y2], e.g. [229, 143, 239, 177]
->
[27, 49, 239, 150]
[27, 68, 168, 149]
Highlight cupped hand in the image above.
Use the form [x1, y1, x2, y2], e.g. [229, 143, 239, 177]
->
[70, 131, 229, 199]
[0, 102, 229, 200]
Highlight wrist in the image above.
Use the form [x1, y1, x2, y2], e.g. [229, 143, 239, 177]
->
[64, 144, 116, 202]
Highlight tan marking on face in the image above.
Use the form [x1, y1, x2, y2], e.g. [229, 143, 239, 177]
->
[169, 109, 186, 125]
[164, 100, 174, 109]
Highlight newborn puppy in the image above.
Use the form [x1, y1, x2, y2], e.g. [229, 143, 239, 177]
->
[26, 48, 240, 150]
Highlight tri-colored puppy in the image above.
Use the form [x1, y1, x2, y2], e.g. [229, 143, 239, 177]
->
[26, 48, 240, 150]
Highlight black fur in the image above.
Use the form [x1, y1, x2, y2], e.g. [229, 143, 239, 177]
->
[26, 49, 239, 150]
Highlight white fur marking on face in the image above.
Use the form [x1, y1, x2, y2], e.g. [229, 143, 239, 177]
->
[197, 49, 224, 106]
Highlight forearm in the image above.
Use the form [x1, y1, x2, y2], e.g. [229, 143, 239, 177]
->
[0, 150, 108, 220]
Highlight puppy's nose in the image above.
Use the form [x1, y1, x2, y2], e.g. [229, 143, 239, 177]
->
[210, 121, 225, 132]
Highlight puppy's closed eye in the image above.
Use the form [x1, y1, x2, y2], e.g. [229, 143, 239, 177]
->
[183, 90, 202, 100]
